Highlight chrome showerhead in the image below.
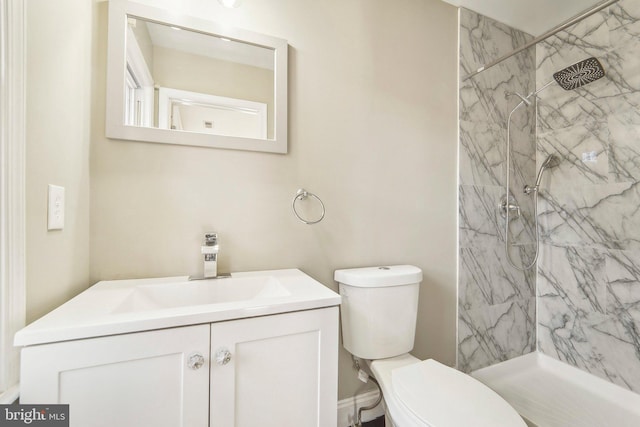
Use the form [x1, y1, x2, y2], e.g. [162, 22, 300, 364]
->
[534, 154, 560, 189]
[552, 57, 605, 91]
[525, 154, 561, 195]
[540, 154, 561, 170]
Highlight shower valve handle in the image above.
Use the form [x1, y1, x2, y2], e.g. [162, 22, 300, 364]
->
[499, 195, 521, 221]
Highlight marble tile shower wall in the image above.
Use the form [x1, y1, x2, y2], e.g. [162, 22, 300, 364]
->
[458, 8, 537, 372]
[536, 0, 640, 393]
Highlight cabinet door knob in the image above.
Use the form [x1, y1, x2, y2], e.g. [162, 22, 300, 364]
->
[215, 347, 232, 365]
[187, 352, 205, 370]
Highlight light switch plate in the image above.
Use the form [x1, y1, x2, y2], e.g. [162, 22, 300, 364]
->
[47, 184, 65, 230]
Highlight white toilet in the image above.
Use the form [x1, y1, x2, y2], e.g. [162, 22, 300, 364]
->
[336, 265, 526, 427]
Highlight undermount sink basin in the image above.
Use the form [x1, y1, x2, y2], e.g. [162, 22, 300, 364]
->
[114, 276, 291, 312]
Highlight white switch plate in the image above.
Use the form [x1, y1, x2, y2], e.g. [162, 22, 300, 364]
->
[47, 184, 65, 230]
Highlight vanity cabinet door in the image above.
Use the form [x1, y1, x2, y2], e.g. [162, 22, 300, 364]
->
[210, 307, 339, 427]
[20, 324, 210, 427]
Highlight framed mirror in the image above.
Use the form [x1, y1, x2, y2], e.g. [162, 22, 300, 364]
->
[106, 0, 288, 153]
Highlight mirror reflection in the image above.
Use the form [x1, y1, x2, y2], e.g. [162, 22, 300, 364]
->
[125, 16, 275, 140]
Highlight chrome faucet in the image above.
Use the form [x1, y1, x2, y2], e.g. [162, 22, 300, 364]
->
[202, 232, 219, 278]
[189, 232, 229, 281]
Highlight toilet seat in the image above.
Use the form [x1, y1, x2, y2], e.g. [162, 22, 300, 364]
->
[370, 355, 526, 427]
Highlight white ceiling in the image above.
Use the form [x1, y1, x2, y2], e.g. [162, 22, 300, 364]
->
[441, 0, 606, 36]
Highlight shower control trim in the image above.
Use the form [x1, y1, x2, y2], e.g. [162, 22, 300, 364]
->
[499, 195, 521, 221]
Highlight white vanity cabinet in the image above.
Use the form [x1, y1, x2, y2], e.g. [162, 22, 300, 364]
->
[20, 324, 211, 427]
[210, 307, 338, 427]
[19, 307, 339, 427]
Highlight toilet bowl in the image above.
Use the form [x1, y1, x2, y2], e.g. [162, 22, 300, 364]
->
[335, 266, 526, 427]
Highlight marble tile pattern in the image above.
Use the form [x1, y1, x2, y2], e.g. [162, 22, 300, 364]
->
[458, 8, 537, 373]
[536, 0, 640, 393]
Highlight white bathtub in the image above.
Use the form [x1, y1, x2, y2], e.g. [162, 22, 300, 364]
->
[471, 352, 640, 427]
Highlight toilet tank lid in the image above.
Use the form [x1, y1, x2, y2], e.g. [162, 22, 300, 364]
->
[334, 265, 422, 287]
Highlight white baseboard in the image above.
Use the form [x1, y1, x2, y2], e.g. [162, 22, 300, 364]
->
[337, 390, 385, 427]
[0, 384, 19, 404]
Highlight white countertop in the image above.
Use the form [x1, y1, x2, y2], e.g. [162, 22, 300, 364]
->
[15, 269, 341, 347]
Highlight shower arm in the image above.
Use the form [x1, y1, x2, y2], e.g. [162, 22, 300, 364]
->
[530, 80, 555, 99]
[461, 0, 619, 81]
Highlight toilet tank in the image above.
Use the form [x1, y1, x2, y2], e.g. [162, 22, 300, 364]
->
[335, 265, 422, 360]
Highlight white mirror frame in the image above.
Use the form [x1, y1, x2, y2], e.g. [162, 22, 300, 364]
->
[106, 0, 288, 154]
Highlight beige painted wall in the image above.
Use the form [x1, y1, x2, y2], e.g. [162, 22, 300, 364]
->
[27, 0, 458, 400]
[26, 0, 92, 323]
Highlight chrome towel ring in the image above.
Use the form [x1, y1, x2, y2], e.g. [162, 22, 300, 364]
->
[292, 188, 325, 224]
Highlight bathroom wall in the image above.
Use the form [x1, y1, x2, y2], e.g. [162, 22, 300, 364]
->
[457, 8, 537, 372]
[26, 0, 459, 401]
[26, 0, 92, 323]
[536, 0, 640, 393]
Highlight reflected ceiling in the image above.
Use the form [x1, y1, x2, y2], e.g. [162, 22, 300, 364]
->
[441, 0, 608, 36]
